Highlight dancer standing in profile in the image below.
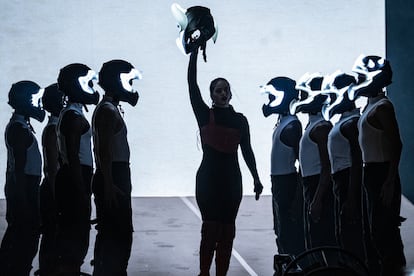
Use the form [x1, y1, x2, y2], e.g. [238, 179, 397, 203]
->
[55, 63, 99, 275]
[91, 59, 142, 275]
[349, 55, 406, 276]
[38, 83, 64, 275]
[320, 71, 366, 261]
[290, 73, 336, 249]
[261, 77, 305, 260]
[0, 81, 45, 275]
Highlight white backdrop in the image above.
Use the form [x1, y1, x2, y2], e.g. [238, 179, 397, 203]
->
[0, 0, 384, 198]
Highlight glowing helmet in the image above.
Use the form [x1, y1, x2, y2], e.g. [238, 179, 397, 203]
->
[320, 70, 357, 120]
[98, 59, 142, 106]
[290, 72, 329, 115]
[42, 83, 64, 117]
[348, 55, 392, 100]
[8, 80, 45, 122]
[57, 63, 99, 105]
[260, 76, 299, 117]
[171, 3, 218, 61]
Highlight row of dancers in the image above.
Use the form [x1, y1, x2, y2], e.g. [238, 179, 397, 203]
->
[0, 53, 406, 276]
[1, 60, 140, 275]
[262, 55, 406, 276]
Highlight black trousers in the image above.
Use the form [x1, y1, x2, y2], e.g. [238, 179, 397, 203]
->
[55, 164, 92, 270]
[38, 177, 59, 274]
[332, 168, 365, 262]
[363, 162, 406, 275]
[302, 174, 336, 249]
[0, 172, 40, 276]
[92, 163, 133, 276]
[271, 173, 305, 257]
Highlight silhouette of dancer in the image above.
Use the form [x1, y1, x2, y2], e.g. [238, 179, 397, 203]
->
[174, 6, 262, 274]
[188, 48, 263, 276]
[291, 73, 336, 249]
[261, 77, 305, 258]
[55, 63, 99, 274]
[0, 81, 45, 275]
[349, 55, 406, 276]
[38, 83, 64, 275]
[91, 60, 142, 275]
[321, 71, 365, 261]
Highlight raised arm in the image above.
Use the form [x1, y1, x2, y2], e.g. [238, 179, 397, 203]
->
[239, 116, 263, 200]
[188, 50, 209, 126]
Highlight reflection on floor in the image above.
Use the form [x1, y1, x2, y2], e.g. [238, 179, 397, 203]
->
[0, 195, 413, 275]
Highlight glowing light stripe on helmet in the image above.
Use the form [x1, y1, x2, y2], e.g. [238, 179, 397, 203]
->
[290, 72, 324, 114]
[120, 68, 143, 93]
[78, 70, 98, 95]
[31, 88, 45, 109]
[320, 70, 349, 120]
[172, 3, 188, 31]
[260, 84, 284, 107]
[348, 54, 382, 100]
[172, 3, 188, 55]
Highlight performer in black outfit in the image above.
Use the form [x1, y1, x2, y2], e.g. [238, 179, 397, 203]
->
[38, 83, 64, 275]
[261, 77, 305, 258]
[188, 48, 263, 276]
[0, 81, 45, 275]
[349, 55, 406, 276]
[176, 6, 262, 275]
[55, 63, 99, 274]
[91, 59, 142, 275]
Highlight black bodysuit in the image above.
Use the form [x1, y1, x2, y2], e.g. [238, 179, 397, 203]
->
[190, 92, 257, 223]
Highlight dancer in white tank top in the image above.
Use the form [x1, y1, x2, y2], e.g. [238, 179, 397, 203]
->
[350, 55, 406, 275]
[291, 73, 336, 249]
[261, 76, 305, 263]
[321, 71, 366, 264]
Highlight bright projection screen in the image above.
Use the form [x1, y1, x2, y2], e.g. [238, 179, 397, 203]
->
[0, 0, 385, 198]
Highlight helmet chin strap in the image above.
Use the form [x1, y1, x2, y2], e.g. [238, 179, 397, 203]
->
[201, 41, 207, 62]
[275, 115, 282, 129]
[27, 119, 35, 134]
[118, 104, 125, 118]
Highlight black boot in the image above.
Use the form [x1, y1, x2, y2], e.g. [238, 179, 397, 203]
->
[199, 221, 220, 276]
[215, 223, 235, 276]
